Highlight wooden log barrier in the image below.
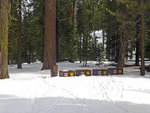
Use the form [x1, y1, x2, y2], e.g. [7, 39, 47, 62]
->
[59, 70, 75, 77]
[108, 68, 118, 75]
[68, 70, 75, 77]
[93, 69, 108, 76]
[76, 70, 84, 76]
[117, 68, 123, 75]
[59, 70, 69, 77]
[101, 69, 108, 75]
[76, 70, 91, 76]
[52, 65, 58, 77]
[59, 68, 123, 77]
[85, 70, 91, 76]
[93, 69, 103, 75]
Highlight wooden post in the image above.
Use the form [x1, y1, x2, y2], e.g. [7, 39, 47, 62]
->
[52, 65, 58, 77]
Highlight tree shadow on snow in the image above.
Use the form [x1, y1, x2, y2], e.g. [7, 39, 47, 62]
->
[0, 94, 150, 113]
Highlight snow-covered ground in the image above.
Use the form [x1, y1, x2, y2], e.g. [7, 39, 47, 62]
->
[0, 62, 150, 113]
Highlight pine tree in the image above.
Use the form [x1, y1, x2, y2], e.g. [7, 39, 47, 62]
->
[140, 0, 145, 75]
[57, 0, 78, 62]
[0, 0, 9, 79]
[17, 0, 22, 69]
[135, 16, 140, 66]
[42, 0, 57, 77]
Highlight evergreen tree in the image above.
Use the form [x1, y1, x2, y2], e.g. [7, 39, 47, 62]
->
[42, 0, 57, 77]
[57, 0, 78, 62]
[140, 0, 145, 75]
[0, 0, 9, 79]
[17, 0, 22, 69]
[9, 0, 18, 64]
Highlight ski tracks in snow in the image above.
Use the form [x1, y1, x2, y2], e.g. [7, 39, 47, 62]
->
[28, 76, 129, 113]
[91, 76, 129, 113]
[96, 76, 125, 101]
[40, 79, 96, 113]
[28, 78, 95, 113]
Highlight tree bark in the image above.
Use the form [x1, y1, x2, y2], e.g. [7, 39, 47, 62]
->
[135, 38, 140, 66]
[42, 0, 57, 77]
[0, 47, 1, 77]
[115, 34, 120, 63]
[17, 0, 22, 69]
[56, 18, 59, 62]
[106, 35, 110, 60]
[140, 0, 145, 75]
[73, 0, 77, 33]
[135, 16, 140, 66]
[0, 0, 9, 79]
[102, 30, 105, 51]
[56, 0, 59, 62]
[118, 32, 126, 68]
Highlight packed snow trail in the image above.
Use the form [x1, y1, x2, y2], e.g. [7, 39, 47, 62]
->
[0, 62, 150, 113]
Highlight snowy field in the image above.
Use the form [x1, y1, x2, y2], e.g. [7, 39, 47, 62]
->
[0, 61, 150, 113]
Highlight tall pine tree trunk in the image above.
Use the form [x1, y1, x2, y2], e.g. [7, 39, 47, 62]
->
[56, 0, 59, 62]
[72, 0, 77, 62]
[0, 47, 1, 78]
[135, 16, 140, 66]
[140, 0, 145, 75]
[79, 34, 82, 63]
[73, 0, 77, 36]
[106, 35, 110, 60]
[0, 0, 9, 79]
[118, 21, 127, 68]
[118, 32, 126, 68]
[102, 30, 105, 51]
[0, 45, 2, 78]
[56, 18, 59, 62]
[135, 38, 140, 66]
[115, 34, 120, 63]
[42, 0, 57, 76]
[17, 0, 22, 69]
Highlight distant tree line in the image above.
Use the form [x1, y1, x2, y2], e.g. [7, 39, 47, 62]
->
[1, 0, 150, 78]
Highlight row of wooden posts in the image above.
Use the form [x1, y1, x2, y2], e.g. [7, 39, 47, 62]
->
[59, 68, 123, 77]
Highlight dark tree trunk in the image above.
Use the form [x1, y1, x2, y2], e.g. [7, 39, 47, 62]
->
[135, 38, 140, 66]
[111, 34, 116, 60]
[17, 0, 22, 69]
[56, 18, 59, 62]
[118, 32, 126, 68]
[56, 1, 59, 62]
[41, 3, 45, 63]
[140, 0, 145, 75]
[82, 0, 87, 67]
[42, 0, 57, 77]
[72, 0, 77, 62]
[0, 47, 1, 77]
[28, 39, 31, 64]
[73, 0, 77, 35]
[0, 0, 9, 79]
[130, 49, 133, 59]
[135, 16, 140, 66]
[106, 35, 110, 60]
[115, 34, 120, 63]
[102, 30, 105, 51]
[41, 39, 44, 63]
[79, 34, 82, 63]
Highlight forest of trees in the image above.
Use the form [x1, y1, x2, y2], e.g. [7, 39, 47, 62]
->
[1, 0, 150, 79]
